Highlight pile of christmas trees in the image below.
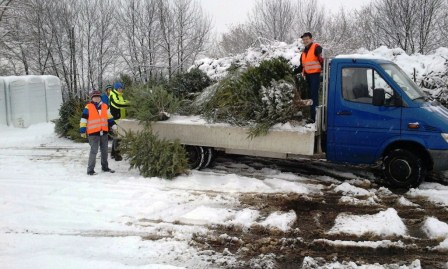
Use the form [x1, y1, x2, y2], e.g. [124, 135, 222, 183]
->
[197, 57, 308, 137]
[122, 44, 311, 179]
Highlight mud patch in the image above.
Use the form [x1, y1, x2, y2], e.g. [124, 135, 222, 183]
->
[192, 191, 448, 268]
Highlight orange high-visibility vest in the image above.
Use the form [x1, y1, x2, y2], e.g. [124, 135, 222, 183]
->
[301, 43, 322, 74]
[86, 103, 109, 134]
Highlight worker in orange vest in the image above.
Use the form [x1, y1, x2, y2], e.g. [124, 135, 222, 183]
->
[80, 90, 117, 175]
[297, 32, 323, 123]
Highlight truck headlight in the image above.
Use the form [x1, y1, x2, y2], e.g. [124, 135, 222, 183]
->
[442, 133, 448, 143]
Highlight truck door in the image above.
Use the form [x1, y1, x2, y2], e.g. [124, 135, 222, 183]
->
[330, 65, 402, 164]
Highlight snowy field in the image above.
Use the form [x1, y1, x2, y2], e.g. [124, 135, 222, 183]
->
[1, 123, 448, 268]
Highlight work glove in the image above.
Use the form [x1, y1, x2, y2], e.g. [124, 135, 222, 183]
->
[80, 133, 87, 138]
[112, 125, 118, 131]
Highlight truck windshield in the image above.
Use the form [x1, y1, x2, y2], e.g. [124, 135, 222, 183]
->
[380, 63, 427, 101]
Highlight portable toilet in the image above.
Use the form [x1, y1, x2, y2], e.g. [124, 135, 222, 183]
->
[9, 76, 47, 127]
[43, 75, 62, 121]
[0, 77, 7, 126]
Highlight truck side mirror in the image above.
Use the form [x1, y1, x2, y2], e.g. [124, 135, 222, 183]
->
[372, 88, 385, 106]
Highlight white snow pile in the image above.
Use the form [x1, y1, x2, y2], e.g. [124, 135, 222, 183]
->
[328, 208, 407, 237]
[314, 239, 406, 249]
[259, 210, 297, 232]
[226, 208, 260, 227]
[423, 216, 448, 250]
[422, 217, 448, 239]
[191, 40, 302, 80]
[192, 41, 448, 103]
[397, 197, 420, 207]
[407, 182, 448, 206]
[302, 257, 422, 269]
[334, 182, 373, 197]
[334, 182, 378, 206]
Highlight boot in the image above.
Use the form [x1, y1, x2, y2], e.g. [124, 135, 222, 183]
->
[102, 167, 115, 173]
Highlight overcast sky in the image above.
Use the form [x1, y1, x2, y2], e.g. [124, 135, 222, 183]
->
[198, 0, 372, 34]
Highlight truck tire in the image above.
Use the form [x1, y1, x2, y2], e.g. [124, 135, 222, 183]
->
[383, 149, 426, 188]
[201, 147, 215, 169]
[185, 145, 205, 170]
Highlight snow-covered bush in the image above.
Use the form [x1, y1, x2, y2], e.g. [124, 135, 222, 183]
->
[251, 80, 296, 137]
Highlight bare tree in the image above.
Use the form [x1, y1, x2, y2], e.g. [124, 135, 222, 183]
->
[293, 0, 325, 38]
[321, 8, 358, 57]
[219, 23, 257, 55]
[415, 0, 444, 53]
[438, 0, 448, 47]
[352, 4, 383, 51]
[157, 0, 176, 78]
[173, 0, 211, 73]
[0, 0, 13, 22]
[373, 0, 418, 53]
[77, 0, 116, 90]
[249, 0, 295, 42]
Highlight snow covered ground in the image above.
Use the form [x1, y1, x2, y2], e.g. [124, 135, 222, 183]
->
[1, 123, 448, 268]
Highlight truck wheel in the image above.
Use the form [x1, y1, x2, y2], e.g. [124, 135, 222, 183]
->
[383, 149, 426, 188]
[201, 147, 215, 169]
[185, 145, 204, 170]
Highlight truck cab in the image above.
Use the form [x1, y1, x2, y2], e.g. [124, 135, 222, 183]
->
[324, 58, 448, 187]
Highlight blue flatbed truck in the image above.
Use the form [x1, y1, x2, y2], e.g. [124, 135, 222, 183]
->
[120, 57, 448, 188]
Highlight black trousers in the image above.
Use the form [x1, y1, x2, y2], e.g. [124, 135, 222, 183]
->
[111, 138, 121, 157]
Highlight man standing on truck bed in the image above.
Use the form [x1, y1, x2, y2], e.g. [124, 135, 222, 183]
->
[297, 32, 323, 123]
[109, 82, 130, 161]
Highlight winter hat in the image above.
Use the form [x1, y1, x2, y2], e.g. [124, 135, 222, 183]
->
[300, 32, 312, 38]
[90, 90, 102, 99]
[105, 84, 113, 91]
[114, 82, 124, 90]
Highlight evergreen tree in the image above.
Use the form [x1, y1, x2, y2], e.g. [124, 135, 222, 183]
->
[54, 97, 86, 141]
[120, 129, 189, 179]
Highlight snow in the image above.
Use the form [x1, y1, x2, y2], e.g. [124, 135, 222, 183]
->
[179, 206, 236, 225]
[1, 122, 447, 268]
[302, 257, 422, 269]
[397, 197, 419, 207]
[171, 171, 314, 194]
[334, 182, 378, 206]
[334, 182, 372, 197]
[0, 122, 318, 268]
[191, 41, 303, 80]
[314, 239, 406, 249]
[433, 238, 448, 250]
[422, 217, 448, 239]
[226, 208, 260, 227]
[259, 210, 297, 232]
[1, 233, 192, 269]
[407, 182, 448, 206]
[329, 208, 407, 237]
